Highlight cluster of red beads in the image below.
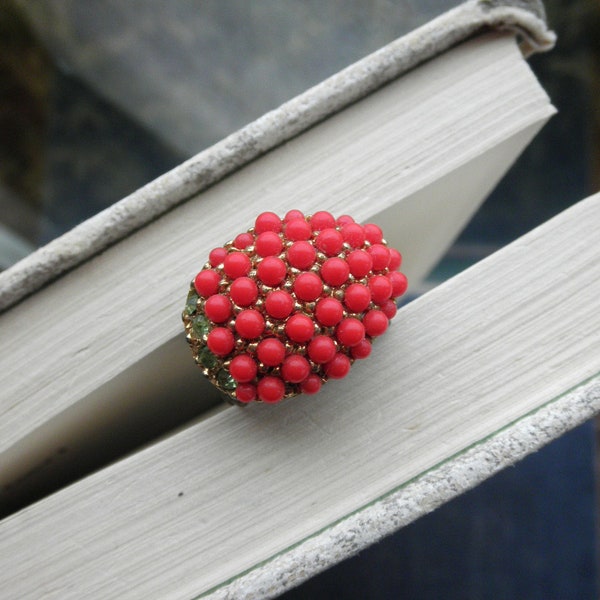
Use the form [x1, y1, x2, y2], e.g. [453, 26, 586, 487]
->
[184, 210, 408, 404]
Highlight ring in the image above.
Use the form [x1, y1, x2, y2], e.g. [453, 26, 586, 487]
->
[182, 210, 408, 404]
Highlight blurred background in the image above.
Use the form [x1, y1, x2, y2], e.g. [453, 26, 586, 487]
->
[0, 0, 598, 597]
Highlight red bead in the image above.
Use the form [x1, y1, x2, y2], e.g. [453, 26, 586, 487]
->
[341, 223, 366, 248]
[257, 256, 287, 286]
[336, 317, 365, 347]
[287, 241, 316, 270]
[343, 283, 371, 313]
[368, 244, 391, 271]
[351, 339, 372, 359]
[265, 290, 295, 319]
[310, 211, 336, 231]
[388, 271, 408, 297]
[257, 338, 286, 366]
[315, 297, 344, 327]
[363, 309, 389, 337]
[381, 299, 398, 319]
[229, 354, 258, 383]
[316, 228, 344, 256]
[257, 376, 285, 403]
[207, 327, 235, 356]
[223, 252, 252, 279]
[364, 223, 383, 244]
[307, 335, 337, 364]
[346, 250, 373, 279]
[209, 247, 228, 267]
[204, 294, 232, 323]
[281, 355, 311, 383]
[236, 383, 256, 403]
[255, 212, 282, 234]
[284, 209, 305, 222]
[293, 272, 323, 302]
[320, 257, 350, 287]
[235, 309, 265, 339]
[194, 269, 220, 297]
[300, 374, 322, 395]
[388, 248, 402, 271]
[285, 313, 315, 343]
[336, 215, 355, 226]
[284, 219, 312, 241]
[233, 232, 254, 250]
[229, 277, 258, 307]
[324, 353, 351, 379]
[368, 275, 393, 305]
[255, 231, 283, 257]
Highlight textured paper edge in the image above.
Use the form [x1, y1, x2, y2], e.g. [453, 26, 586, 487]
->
[0, 0, 555, 313]
[203, 375, 600, 600]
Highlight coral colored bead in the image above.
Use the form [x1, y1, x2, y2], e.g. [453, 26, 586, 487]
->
[316, 228, 344, 256]
[363, 310, 389, 337]
[293, 272, 323, 302]
[310, 211, 336, 231]
[351, 339, 372, 359]
[223, 252, 251, 279]
[236, 383, 256, 403]
[336, 318, 365, 347]
[207, 327, 235, 356]
[235, 309, 265, 339]
[194, 269, 220, 297]
[315, 297, 344, 327]
[336, 214, 355, 226]
[257, 256, 287, 286]
[324, 353, 351, 379]
[204, 294, 232, 323]
[257, 376, 286, 403]
[265, 290, 295, 319]
[257, 337, 286, 366]
[255, 231, 283, 257]
[307, 335, 337, 364]
[320, 257, 350, 287]
[287, 241, 316, 270]
[209, 247, 228, 267]
[229, 277, 258, 307]
[344, 283, 371, 313]
[281, 355, 311, 383]
[284, 209, 305, 222]
[346, 250, 373, 279]
[388, 248, 402, 271]
[364, 223, 383, 244]
[284, 219, 312, 241]
[255, 212, 282, 234]
[382, 299, 398, 319]
[285, 313, 315, 343]
[300, 374, 322, 395]
[341, 223, 366, 248]
[229, 354, 258, 383]
[388, 271, 408, 297]
[368, 244, 391, 271]
[369, 275, 393, 305]
[233, 232, 254, 250]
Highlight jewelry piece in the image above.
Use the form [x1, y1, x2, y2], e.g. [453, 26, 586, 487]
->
[182, 210, 408, 405]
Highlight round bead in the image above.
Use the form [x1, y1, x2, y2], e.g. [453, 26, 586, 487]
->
[287, 241, 316, 270]
[229, 354, 258, 383]
[341, 223, 366, 248]
[209, 247, 228, 267]
[336, 317, 365, 347]
[381, 299, 398, 319]
[320, 257, 350, 287]
[307, 335, 337, 364]
[315, 228, 344, 256]
[255, 212, 282, 234]
[368, 275, 393, 305]
[364, 223, 383, 244]
[257, 256, 287, 287]
[194, 269, 220, 297]
[300, 374, 322, 395]
[336, 214, 355, 226]
[236, 383, 257, 403]
[285, 313, 315, 343]
[363, 309, 389, 337]
[310, 211, 336, 231]
[207, 327, 235, 356]
[229, 277, 258, 307]
[346, 250, 373, 279]
[257, 376, 285, 403]
[293, 272, 323, 302]
[284, 209, 305, 222]
[388, 247, 402, 271]
[388, 271, 408, 297]
[351, 339, 372, 360]
[255, 231, 283, 257]
[343, 283, 371, 313]
[233, 232, 254, 250]
[223, 252, 252, 279]
[204, 294, 232, 323]
[281, 355, 311, 383]
[368, 244, 391, 271]
[235, 309, 265, 339]
[284, 219, 312, 241]
[315, 297, 344, 327]
[257, 337, 286, 366]
[265, 290, 295, 319]
[324, 353, 351, 379]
